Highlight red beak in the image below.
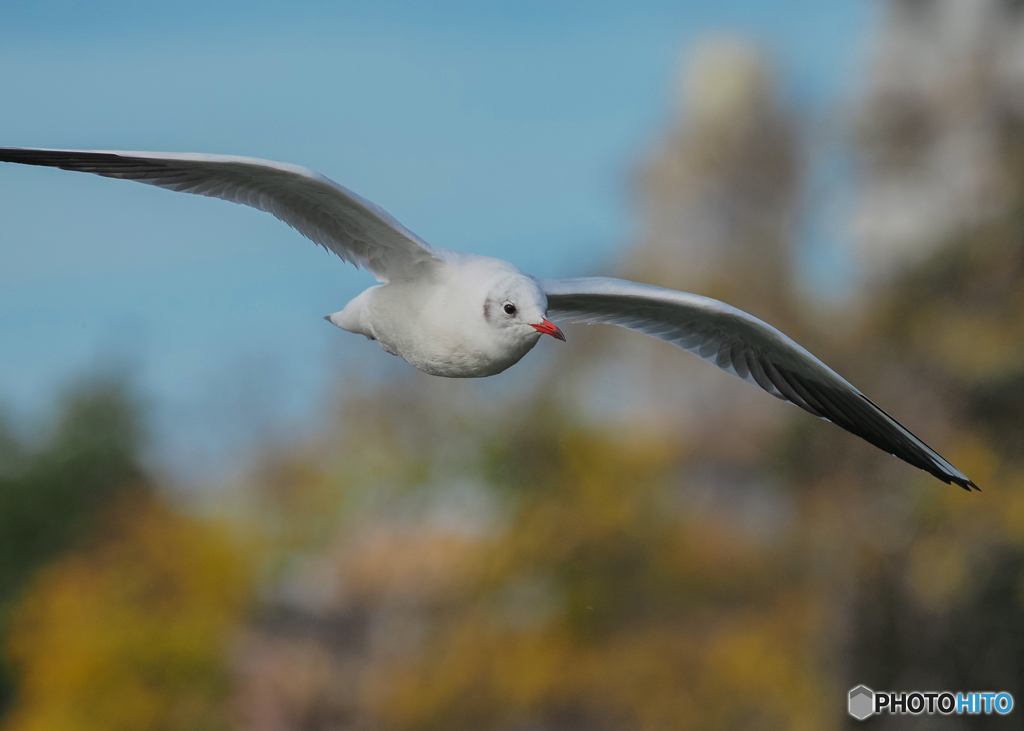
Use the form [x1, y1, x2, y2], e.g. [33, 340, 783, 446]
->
[531, 318, 566, 341]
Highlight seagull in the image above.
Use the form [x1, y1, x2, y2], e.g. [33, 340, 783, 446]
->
[0, 147, 978, 491]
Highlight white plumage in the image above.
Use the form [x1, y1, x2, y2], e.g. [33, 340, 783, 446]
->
[0, 147, 977, 491]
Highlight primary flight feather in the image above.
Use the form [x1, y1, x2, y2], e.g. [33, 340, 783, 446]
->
[0, 147, 977, 491]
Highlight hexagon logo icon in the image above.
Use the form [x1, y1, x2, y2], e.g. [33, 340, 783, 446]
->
[849, 685, 874, 720]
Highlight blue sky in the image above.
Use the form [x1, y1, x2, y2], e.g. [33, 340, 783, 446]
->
[0, 0, 874, 479]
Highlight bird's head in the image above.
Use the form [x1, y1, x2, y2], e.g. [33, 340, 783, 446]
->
[482, 274, 565, 344]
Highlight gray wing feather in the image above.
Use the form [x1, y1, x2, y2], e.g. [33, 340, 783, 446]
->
[0, 147, 444, 281]
[543, 277, 977, 491]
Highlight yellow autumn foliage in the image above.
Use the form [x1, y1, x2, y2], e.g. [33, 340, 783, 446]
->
[326, 428, 832, 731]
[3, 496, 252, 731]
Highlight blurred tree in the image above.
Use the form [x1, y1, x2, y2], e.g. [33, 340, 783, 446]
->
[0, 380, 145, 716]
[818, 188, 1024, 729]
[371, 424, 826, 731]
[2, 495, 253, 731]
[227, 389, 831, 731]
[852, 0, 1024, 280]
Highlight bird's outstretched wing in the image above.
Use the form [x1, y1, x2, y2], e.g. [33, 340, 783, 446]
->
[0, 147, 444, 281]
[543, 277, 977, 491]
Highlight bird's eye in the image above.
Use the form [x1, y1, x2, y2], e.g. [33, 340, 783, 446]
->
[503, 303, 517, 316]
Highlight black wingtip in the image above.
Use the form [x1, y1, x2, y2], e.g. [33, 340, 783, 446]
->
[950, 477, 980, 492]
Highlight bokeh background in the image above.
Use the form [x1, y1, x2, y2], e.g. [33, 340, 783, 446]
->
[2, 0, 1023, 728]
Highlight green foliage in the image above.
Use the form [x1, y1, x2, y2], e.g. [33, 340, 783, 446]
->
[0, 380, 144, 606]
[0, 380, 145, 716]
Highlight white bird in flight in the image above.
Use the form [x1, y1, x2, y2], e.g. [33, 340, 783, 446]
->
[0, 147, 977, 491]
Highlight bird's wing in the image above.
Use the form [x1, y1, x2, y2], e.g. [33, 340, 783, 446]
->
[543, 277, 976, 491]
[0, 147, 445, 281]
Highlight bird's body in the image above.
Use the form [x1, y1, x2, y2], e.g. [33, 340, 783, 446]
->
[330, 252, 547, 377]
[0, 146, 979, 490]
